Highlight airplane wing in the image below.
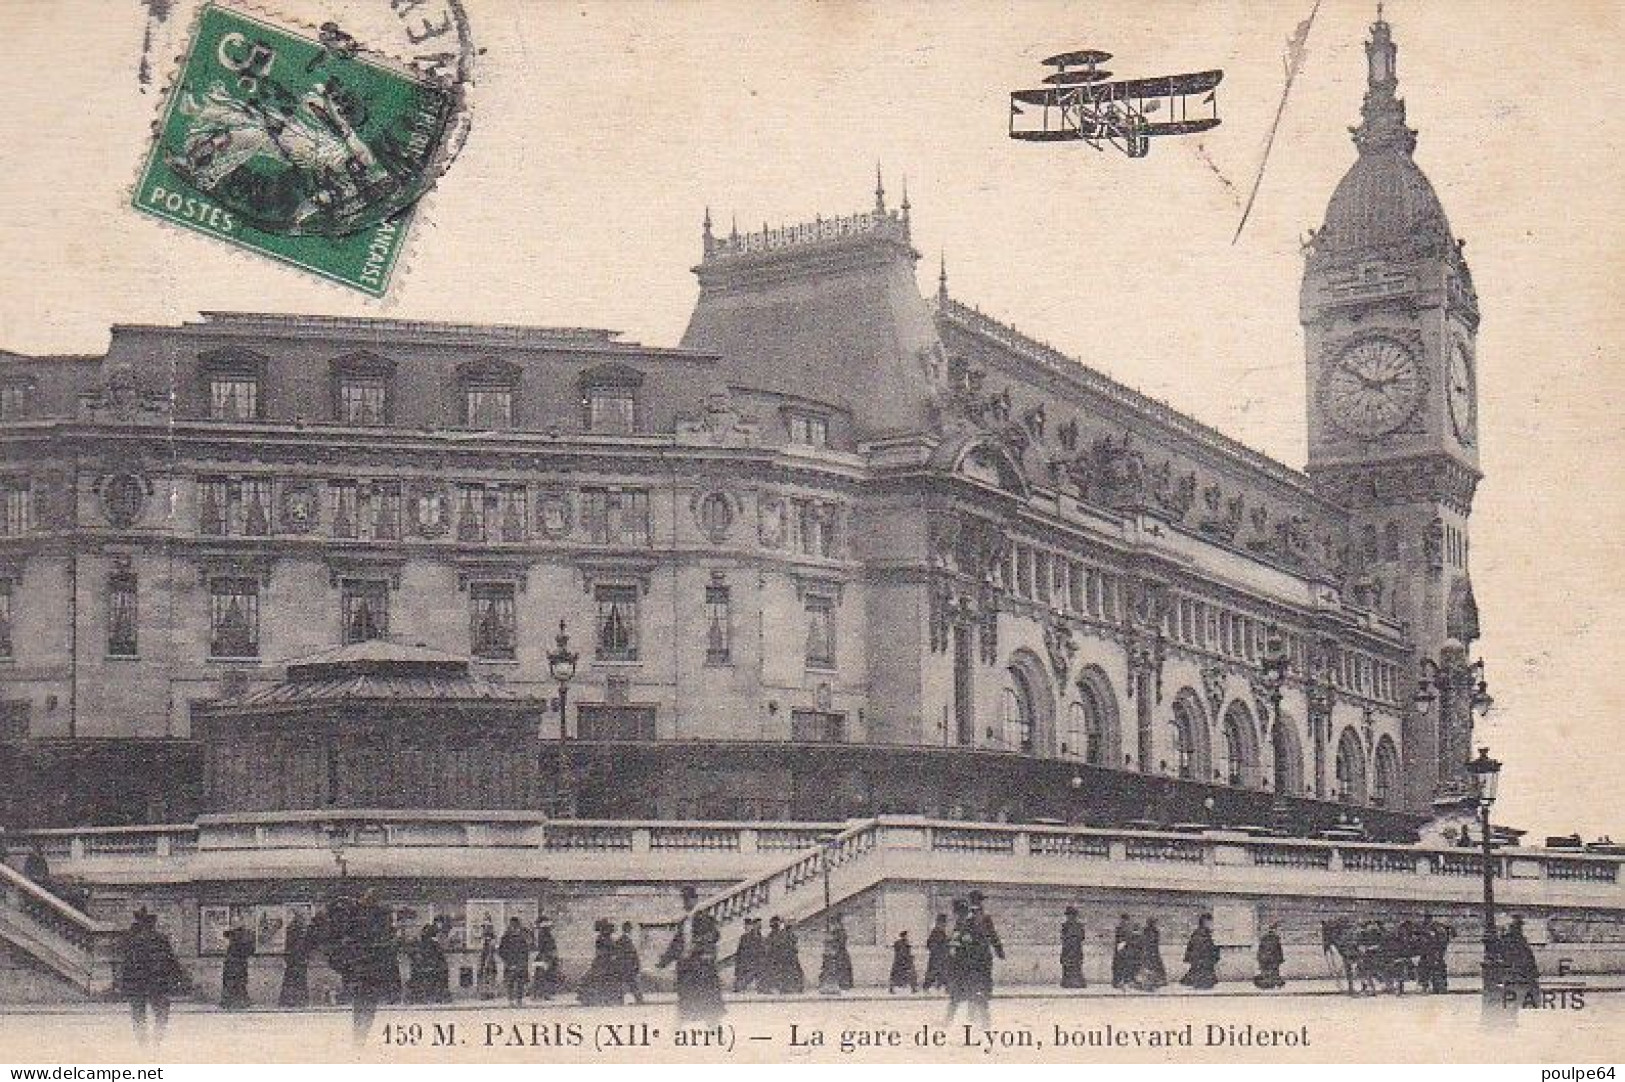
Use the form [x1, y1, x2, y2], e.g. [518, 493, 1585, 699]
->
[1142, 118, 1222, 137]
[1100, 69, 1224, 100]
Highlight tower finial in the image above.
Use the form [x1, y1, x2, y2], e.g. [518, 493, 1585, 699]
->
[874, 161, 886, 214]
[1353, 2, 1415, 155]
[900, 175, 911, 238]
[702, 206, 714, 254]
[937, 251, 948, 302]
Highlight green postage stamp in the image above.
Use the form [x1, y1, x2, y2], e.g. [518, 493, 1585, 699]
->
[133, 4, 462, 295]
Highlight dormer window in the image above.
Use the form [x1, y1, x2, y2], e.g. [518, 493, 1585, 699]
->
[786, 411, 829, 448]
[198, 348, 267, 421]
[330, 351, 395, 426]
[0, 378, 36, 421]
[578, 363, 644, 434]
[457, 359, 520, 430]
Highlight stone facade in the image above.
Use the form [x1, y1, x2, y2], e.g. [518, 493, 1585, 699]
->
[0, 15, 1473, 832]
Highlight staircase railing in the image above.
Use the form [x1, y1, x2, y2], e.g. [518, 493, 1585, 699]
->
[0, 863, 119, 993]
[695, 818, 880, 932]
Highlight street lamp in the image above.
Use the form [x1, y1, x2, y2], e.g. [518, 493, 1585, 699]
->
[1464, 746, 1503, 1009]
[325, 823, 350, 879]
[817, 831, 839, 911]
[546, 620, 579, 818]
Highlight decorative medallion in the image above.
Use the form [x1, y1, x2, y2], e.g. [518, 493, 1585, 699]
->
[99, 471, 147, 528]
[693, 491, 736, 543]
[279, 481, 320, 534]
[410, 483, 451, 539]
[535, 490, 573, 540]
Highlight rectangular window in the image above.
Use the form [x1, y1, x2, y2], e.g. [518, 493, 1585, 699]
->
[1016, 547, 1033, 599]
[469, 582, 517, 660]
[1, 480, 30, 537]
[582, 488, 651, 547]
[332, 482, 359, 539]
[1101, 574, 1119, 621]
[0, 382, 32, 420]
[341, 580, 389, 644]
[786, 413, 829, 447]
[370, 482, 401, 541]
[0, 580, 12, 659]
[576, 704, 656, 741]
[794, 500, 837, 558]
[209, 376, 259, 421]
[108, 572, 138, 657]
[704, 585, 731, 664]
[804, 595, 836, 669]
[338, 378, 388, 425]
[1035, 551, 1051, 604]
[241, 479, 271, 536]
[209, 578, 259, 659]
[595, 584, 640, 661]
[790, 709, 846, 743]
[0, 699, 26, 739]
[1067, 561, 1084, 612]
[464, 386, 514, 429]
[585, 389, 636, 434]
[457, 484, 486, 542]
[494, 486, 527, 542]
[1085, 569, 1102, 617]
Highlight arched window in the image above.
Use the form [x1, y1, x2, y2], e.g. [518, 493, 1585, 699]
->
[1001, 669, 1035, 754]
[1169, 692, 1207, 780]
[1219, 702, 1256, 786]
[1272, 719, 1304, 796]
[1335, 728, 1368, 804]
[1064, 679, 1111, 764]
[1373, 736, 1400, 807]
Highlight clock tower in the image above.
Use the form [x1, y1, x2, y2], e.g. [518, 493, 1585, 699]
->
[1301, 9, 1483, 810]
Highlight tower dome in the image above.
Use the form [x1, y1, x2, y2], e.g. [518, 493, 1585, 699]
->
[1314, 9, 1453, 256]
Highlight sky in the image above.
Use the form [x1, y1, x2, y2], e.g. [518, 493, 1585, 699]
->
[1, 0, 1622, 836]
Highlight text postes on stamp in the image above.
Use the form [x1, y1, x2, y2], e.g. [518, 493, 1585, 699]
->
[133, 4, 462, 295]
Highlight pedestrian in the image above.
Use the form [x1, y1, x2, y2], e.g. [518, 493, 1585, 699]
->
[343, 891, 399, 1045]
[1503, 915, 1541, 1001]
[765, 915, 804, 994]
[475, 918, 499, 1000]
[579, 917, 620, 1005]
[658, 884, 725, 1023]
[533, 915, 563, 999]
[818, 915, 853, 994]
[922, 913, 951, 992]
[733, 917, 765, 993]
[22, 844, 49, 884]
[1132, 918, 1167, 990]
[946, 892, 1002, 1029]
[1419, 913, 1452, 993]
[407, 922, 449, 1003]
[221, 922, 255, 1009]
[1253, 922, 1286, 990]
[278, 911, 311, 1008]
[888, 930, 919, 994]
[616, 920, 644, 1004]
[120, 909, 183, 1047]
[1060, 906, 1086, 989]
[1179, 912, 1220, 990]
[498, 916, 533, 1006]
[1111, 914, 1138, 989]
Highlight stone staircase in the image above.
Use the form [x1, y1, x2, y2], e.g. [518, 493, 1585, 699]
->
[0, 863, 119, 996]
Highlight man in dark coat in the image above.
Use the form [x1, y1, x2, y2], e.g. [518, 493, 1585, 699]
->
[340, 891, 399, 1045]
[764, 916, 804, 994]
[1060, 906, 1086, 989]
[658, 885, 724, 1023]
[922, 913, 951, 992]
[888, 930, 919, 993]
[1111, 914, 1138, 989]
[734, 917, 765, 993]
[616, 920, 644, 1004]
[1180, 913, 1220, 990]
[1418, 913, 1453, 993]
[1132, 918, 1167, 990]
[279, 911, 312, 1008]
[498, 916, 533, 1006]
[946, 893, 1003, 1028]
[407, 922, 449, 1003]
[120, 910, 183, 1046]
[220, 923, 255, 1009]
[1253, 922, 1286, 989]
[1503, 916, 1542, 1001]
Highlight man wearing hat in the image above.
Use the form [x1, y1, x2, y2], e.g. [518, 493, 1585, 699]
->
[1060, 906, 1086, 989]
[120, 908, 184, 1046]
[734, 916, 766, 993]
[658, 884, 724, 1022]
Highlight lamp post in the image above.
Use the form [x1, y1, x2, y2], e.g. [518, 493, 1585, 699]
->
[546, 620, 579, 818]
[325, 823, 349, 880]
[818, 832, 839, 911]
[1413, 653, 1494, 797]
[1464, 746, 1503, 1009]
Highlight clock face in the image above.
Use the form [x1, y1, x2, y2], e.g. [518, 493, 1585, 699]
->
[1448, 342, 1477, 444]
[1324, 338, 1424, 439]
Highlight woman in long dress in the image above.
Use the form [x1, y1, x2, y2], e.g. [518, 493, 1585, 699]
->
[220, 924, 255, 1009]
[1179, 913, 1220, 990]
[1132, 918, 1167, 991]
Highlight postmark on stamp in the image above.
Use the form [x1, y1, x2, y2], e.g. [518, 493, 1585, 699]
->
[133, 4, 467, 296]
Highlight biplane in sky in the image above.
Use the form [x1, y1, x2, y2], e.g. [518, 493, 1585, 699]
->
[1008, 49, 1223, 158]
